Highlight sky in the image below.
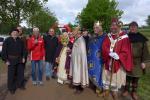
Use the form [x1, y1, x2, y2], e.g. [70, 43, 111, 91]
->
[45, 0, 150, 26]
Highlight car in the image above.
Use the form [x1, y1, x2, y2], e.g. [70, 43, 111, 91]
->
[0, 35, 8, 57]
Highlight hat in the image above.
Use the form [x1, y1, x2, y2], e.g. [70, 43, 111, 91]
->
[111, 18, 123, 27]
[9, 28, 19, 35]
[94, 21, 102, 27]
[129, 21, 138, 27]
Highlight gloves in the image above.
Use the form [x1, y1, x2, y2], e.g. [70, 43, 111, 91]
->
[109, 52, 119, 60]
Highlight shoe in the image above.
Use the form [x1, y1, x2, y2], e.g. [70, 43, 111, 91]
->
[111, 91, 119, 100]
[122, 91, 129, 97]
[10, 90, 15, 95]
[19, 86, 26, 90]
[38, 81, 43, 86]
[74, 89, 82, 94]
[131, 92, 138, 100]
[32, 81, 37, 85]
[46, 76, 50, 81]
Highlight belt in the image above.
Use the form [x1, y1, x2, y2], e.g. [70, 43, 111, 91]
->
[8, 55, 20, 59]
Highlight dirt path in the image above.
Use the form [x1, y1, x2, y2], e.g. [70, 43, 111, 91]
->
[4, 78, 105, 100]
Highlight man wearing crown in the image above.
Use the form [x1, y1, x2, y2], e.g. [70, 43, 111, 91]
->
[102, 18, 133, 100]
[87, 21, 106, 96]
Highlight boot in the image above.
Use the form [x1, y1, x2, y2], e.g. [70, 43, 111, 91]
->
[111, 91, 119, 100]
[131, 92, 138, 100]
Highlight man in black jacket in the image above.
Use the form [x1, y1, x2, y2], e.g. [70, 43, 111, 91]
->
[2, 29, 26, 94]
[43, 28, 58, 80]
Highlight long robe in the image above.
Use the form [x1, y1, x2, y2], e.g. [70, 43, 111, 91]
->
[70, 36, 89, 87]
[87, 34, 105, 89]
[102, 31, 133, 91]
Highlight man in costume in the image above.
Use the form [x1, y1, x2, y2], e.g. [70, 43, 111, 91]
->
[102, 18, 133, 100]
[122, 21, 150, 100]
[2, 29, 26, 94]
[55, 32, 71, 84]
[87, 21, 105, 96]
[69, 26, 89, 94]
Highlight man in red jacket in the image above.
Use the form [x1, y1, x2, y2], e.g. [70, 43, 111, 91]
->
[102, 18, 133, 100]
[28, 27, 45, 85]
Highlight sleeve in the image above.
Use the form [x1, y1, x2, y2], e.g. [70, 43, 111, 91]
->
[27, 38, 36, 51]
[42, 39, 45, 57]
[102, 37, 110, 64]
[21, 40, 26, 58]
[141, 42, 150, 62]
[1, 39, 8, 62]
[118, 38, 133, 72]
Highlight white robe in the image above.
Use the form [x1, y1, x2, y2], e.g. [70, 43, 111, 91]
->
[57, 47, 68, 84]
[70, 36, 89, 87]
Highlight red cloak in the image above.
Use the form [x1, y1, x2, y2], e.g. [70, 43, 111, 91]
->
[102, 31, 133, 73]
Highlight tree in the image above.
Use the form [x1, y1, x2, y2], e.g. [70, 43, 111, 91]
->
[0, 0, 51, 34]
[146, 15, 150, 27]
[79, 0, 123, 32]
[28, 7, 57, 33]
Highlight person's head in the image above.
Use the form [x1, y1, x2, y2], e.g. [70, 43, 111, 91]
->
[82, 28, 88, 36]
[48, 28, 55, 36]
[17, 26, 23, 36]
[93, 21, 103, 35]
[110, 18, 123, 34]
[72, 26, 80, 37]
[33, 27, 40, 37]
[61, 32, 69, 46]
[129, 21, 138, 33]
[10, 29, 19, 38]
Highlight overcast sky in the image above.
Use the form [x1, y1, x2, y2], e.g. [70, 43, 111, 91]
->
[46, 0, 150, 26]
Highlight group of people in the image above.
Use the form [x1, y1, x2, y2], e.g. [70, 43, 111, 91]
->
[1, 18, 150, 100]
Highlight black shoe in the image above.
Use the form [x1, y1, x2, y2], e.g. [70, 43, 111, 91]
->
[10, 90, 15, 94]
[52, 75, 57, 79]
[46, 76, 50, 81]
[19, 86, 26, 90]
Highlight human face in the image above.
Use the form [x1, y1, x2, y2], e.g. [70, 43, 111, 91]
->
[11, 31, 18, 38]
[33, 30, 39, 37]
[17, 26, 23, 36]
[110, 23, 119, 34]
[129, 25, 138, 33]
[93, 25, 102, 35]
[49, 28, 55, 36]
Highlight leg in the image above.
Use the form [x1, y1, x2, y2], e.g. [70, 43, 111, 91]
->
[45, 62, 51, 80]
[31, 61, 36, 85]
[122, 75, 132, 96]
[7, 65, 17, 94]
[16, 63, 25, 89]
[131, 77, 139, 100]
[37, 60, 43, 85]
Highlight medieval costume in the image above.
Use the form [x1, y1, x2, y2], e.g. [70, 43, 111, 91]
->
[70, 28, 89, 93]
[123, 21, 150, 100]
[87, 21, 105, 95]
[102, 19, 133, 99]
[55, 33, 72, 84]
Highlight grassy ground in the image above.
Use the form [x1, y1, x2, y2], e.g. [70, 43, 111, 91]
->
[0, 59, 7, 74]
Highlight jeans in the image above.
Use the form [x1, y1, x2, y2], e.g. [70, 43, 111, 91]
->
[45, 62, 53, 78]
[31, 60, 43, 82]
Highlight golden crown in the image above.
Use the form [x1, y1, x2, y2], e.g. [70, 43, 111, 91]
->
[94, 21, 102, 27]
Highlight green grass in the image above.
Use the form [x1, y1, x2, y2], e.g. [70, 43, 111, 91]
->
[0, 59, 7, 73]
